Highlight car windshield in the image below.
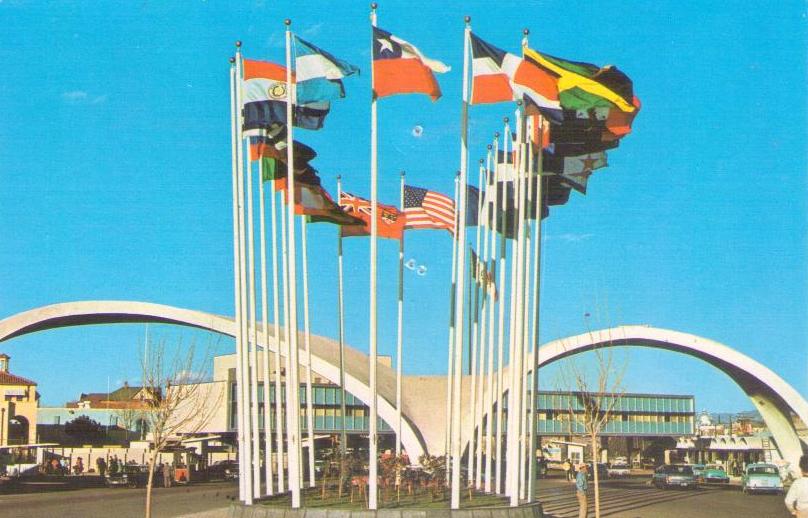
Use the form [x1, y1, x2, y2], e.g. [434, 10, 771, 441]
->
[706, 465, 725, 472]
[748, 466, 778, 475]
[667, 466, 693, 475]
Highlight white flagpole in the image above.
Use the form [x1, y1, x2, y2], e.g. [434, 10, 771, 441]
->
[483, 142, 496, 494]
[477, 149, 492, 492]
[494, 124, 508, 495]
[284, 19, 302, 508]
[396, 171, 405, 459]
[234, 45, 254, 505]
[270, 157, 285, 495]
[246, 133, 262, 500]
[279, 145, 292, 493]
[470, 160, 485, 490]
[258, 155, 275, 496]
[507, 106, 527, 506]
[450, 16, 472, 510]
[229, 54, 248, 504]
[527, 115, 545, 502]
[336, 176, 348, 459]
[519, 110, 533, 502]
[301, 216, 316, 488]
[368, 4, 380, 510]
[445, 172, 460, 484]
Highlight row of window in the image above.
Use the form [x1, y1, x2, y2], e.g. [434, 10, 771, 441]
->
[534, 393, 694, 414]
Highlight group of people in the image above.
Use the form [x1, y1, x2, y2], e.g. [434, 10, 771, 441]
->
[94, 454, 124, 477]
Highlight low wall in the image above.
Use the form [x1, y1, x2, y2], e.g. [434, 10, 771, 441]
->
[226, 502, 544, 518]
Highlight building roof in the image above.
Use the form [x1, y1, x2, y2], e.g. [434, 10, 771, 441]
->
[0, 370, 36, 386]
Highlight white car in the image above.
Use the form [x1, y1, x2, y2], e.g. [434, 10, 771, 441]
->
[608, 462, 631, 477]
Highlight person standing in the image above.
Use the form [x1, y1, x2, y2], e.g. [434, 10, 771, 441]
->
[563, 458, 573, 482]
[576, 463, 589, 518]
[96, 457, 107, 477]
[162, 462, 172, 488]
[785, 454, 808, 517]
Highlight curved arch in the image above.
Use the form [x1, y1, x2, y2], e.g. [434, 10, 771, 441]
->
[465, 325, 807, 472]
[0, 301, 427, 459]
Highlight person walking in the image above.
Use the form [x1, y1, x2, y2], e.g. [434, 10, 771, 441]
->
[563, 459, 573, 482]
[785, 454, 808, 517]
[576, 463, 589, 518]
[96, 457, 107, 477]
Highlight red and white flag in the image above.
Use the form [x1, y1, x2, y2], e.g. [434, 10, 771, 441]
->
[373, 26, 450, 101]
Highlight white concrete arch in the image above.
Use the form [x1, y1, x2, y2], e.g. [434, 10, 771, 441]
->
[0, 300, 428, 459]
[463, 325, 807, 472]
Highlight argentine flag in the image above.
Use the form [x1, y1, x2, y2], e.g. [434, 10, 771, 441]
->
[294, 36, 359, 104]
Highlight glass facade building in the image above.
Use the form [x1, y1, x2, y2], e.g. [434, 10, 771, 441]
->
[230, 383, 693, 438]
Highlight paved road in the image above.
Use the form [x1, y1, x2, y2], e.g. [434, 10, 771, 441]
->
[0, 480, 238, 518]
[538, 477, 791, 518]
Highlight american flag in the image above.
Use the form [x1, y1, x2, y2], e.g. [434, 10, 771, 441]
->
[403, 185, 455, 232]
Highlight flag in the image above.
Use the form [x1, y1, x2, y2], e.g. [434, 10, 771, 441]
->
[465, 185, 480, 227]
[487, 176, 570, 238]
[372, 26, 450, 101]
[290, 183, 364, 226]
[241, 58, 330, 132]
[339, 192, 405, 240]
[249, 133, 317, 164]
[470, 248, 498, 300]
[523, 47, 637, 114]
[469, 32, 560, 113]
[293, 36, 359, 104]
[403, 185, 455, 232]
[543, 150, 608, 194]
[263, 159, 322, 188]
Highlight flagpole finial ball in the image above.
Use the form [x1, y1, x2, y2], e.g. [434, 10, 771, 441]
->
[495, 132, 500, 138]
[487, 144, 493, 150]
[464, 15, 471, 23]
[400, 170, 405, 177]
[523, 28, 530, 35]
[284, 19, 291, 26]
[516, 100, 523, 106]
[504, 117, 509, 123]
[229, 57, 235, 64]
[235, 41, 242, 48]
[337, 174, 342, 181]
[371, 3, 378, 10]
[479, 159, 484, 164]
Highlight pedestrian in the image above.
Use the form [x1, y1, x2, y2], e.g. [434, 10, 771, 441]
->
[74, 457, 84, 475]
[576, 463, 589, 518]
[50, 458, 59, 474]
[163, 462, 172, 488]
[109, 455, 119, 475]
[96, 457, 107, 477]
[563, 458, 573, 482]
[785, 454, 808, 517]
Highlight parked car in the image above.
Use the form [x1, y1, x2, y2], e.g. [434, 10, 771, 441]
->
[702, 464, 730, 484]
[651, 464, 698, 490]
[105, 465, 150, 488]
[607, 462, 630, 478]
[690, 463, 706, 481]
[742, 463, 784, 495]
[206, 460, 239, 481]
[586, 462, 609, 481]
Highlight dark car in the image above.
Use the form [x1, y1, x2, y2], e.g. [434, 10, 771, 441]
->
[207, 460, 239, 481]
[105, 465, 150, 488]
[651, 464, 698, 490]
[586, 462, 609, 481]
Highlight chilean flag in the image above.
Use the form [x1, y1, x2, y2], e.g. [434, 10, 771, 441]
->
[372, 27, 450, 101]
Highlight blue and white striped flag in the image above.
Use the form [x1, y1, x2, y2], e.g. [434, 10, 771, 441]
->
[293, 35, 359, 104]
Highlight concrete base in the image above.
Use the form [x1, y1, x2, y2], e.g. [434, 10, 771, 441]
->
[225, 502, 544, 518]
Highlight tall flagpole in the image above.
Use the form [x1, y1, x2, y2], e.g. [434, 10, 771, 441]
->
[284, 19, 302, 508]
[483, 142, 496, 493]
[368, 4, 380, 510]
[519, 108, 534, 502]
[246, 135, 262, 499]
[473, 159, 486, 490]
[234, 44, 254, 505]
[270, 155, 285, 495]
[258, 154, 275, 496]
[527, 115, 545, 502]
[445, 171, 460, 484]
[229, 54, 248, 504]
[336, 176, 348, 460]
[301, 216, 316, 488]
[494, 125, 507, 494]
[450, 16, 471, 510]
[396, 171, 405, 458]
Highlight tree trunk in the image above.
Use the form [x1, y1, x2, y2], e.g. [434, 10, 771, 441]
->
[145, 448, 159, 518]
[591, 433, 600, 518]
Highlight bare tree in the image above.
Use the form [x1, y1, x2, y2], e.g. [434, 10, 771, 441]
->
[114, 406, 142, 444]
[140, 339, 221, 518]
[556, 333, 627, 518]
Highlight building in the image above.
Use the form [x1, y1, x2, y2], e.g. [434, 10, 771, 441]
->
[66, 382, 153, 410]
[0, 354, 38, 445]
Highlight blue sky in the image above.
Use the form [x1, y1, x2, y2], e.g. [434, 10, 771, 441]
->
[0, 1, 805, 412]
